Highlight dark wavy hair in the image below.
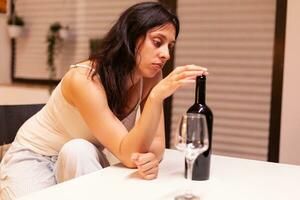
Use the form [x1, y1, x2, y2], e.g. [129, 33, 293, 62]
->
[89, 2, 180, 119]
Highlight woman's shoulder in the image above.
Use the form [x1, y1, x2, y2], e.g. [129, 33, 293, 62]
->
[61, 67, 106, 107]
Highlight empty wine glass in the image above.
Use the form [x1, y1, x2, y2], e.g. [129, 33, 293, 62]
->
[174, 113, 209, 200]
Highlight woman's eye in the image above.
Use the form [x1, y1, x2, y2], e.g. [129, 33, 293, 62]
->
[153, 40, 161, 47]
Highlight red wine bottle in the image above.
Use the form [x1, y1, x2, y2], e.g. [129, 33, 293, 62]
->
[186, 75, 213, 180]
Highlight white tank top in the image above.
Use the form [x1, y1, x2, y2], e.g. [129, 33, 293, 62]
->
[15, 64, 143, 160]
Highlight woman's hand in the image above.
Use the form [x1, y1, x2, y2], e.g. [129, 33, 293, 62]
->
[150, 65, 208, 101]
[131, 152, 159, 180]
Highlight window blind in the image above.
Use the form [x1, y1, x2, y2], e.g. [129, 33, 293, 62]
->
[171, 0, 276, 160]
[15, 0, 151, 80]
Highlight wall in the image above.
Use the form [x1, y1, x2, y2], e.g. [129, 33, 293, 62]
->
[279, 0, 300, 165]
[0, 14, 11, 84]
[14, 0, 148, 80]
[1, 0, 147, 82]
[0, 85, 49, 105]
[172, 0, 276, 160]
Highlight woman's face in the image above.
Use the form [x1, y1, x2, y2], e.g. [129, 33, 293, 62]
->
[135, 23, 176, 79]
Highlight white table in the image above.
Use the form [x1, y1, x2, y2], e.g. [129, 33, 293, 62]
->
[19, 149, 300, 200]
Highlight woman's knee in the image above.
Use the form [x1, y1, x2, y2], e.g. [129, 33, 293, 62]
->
[59, 139, 99, 160]
[55, 139, 109, 182]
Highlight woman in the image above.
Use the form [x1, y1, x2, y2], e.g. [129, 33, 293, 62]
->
[0, 2, 208, 199]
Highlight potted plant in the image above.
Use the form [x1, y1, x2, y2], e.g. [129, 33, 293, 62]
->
[46, 22, 69, 79]
[7, 14, 25, 38]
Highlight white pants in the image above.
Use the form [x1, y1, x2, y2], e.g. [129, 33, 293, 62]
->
[0, 139, 110, 200]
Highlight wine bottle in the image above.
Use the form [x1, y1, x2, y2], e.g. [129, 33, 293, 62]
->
[186, 75, 213, 180]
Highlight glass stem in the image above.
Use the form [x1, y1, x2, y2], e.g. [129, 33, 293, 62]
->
[185, 158, 195, 196]
[186, 158, 193, 180]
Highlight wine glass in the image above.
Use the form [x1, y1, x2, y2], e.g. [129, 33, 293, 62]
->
[174, 113, 209, 200]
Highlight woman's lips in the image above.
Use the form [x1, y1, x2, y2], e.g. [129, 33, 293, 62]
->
[152, 63, 163, 70]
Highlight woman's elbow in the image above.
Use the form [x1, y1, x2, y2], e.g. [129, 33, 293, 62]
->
[121, 159, 137, 168]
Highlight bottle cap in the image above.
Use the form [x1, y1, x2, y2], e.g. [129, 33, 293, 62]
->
[197, 75, 206, 80]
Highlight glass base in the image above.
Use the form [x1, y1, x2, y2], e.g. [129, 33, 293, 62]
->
[174, 193, 200, 200]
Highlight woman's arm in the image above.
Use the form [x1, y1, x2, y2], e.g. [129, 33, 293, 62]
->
[64, 65, 207, 168]
[139, 72, 165, 161]
[129, 73, 165, 179]
[147, 110, 165, 161]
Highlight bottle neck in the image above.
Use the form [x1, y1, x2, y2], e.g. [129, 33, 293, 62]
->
[195, 76, 206, 105]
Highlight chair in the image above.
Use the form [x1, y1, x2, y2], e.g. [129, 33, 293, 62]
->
[0, 104, 45, 145]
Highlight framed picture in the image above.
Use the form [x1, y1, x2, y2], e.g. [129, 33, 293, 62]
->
[0, 0, 7, 13]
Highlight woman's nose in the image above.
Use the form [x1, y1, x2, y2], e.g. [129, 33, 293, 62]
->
[159, 45, 170, 61]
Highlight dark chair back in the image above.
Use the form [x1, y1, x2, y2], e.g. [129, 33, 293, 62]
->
[0, 104, 45, 145]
